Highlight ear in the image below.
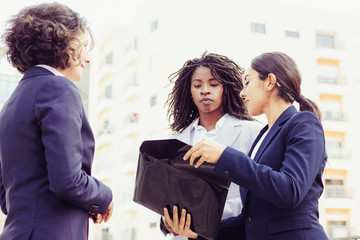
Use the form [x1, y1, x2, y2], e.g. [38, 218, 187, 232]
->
[266, 73, 278, 91]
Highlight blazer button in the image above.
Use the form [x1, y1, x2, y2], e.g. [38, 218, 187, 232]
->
[246, 217, 252, 224]
[224, 170, 230, 176]
[90, 205, 99, 211]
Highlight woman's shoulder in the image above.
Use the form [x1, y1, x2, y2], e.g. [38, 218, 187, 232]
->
[228, 115, 264, 131]
[285, 110, 325, 139]
[289, 110, 321, 126]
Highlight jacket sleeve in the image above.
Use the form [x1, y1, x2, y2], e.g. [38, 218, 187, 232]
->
[0, 161, 7, 215]
[34, 77, 112, 214]
[215, 112, 326, 209]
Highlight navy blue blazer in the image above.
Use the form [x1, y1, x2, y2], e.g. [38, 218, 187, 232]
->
[0, 67, 112, 240]
[215, 106, 329, 240]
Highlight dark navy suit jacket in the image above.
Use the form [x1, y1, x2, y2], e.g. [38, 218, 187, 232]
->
[0, 67, 112, 240]
[214, 106, 329, 240]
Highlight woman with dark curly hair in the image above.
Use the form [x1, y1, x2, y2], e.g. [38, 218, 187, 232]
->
[0, 3, 113, 240]
[160, 52, 263, 240]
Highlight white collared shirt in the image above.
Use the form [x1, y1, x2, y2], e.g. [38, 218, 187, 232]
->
[251, 129, 269, 159]
[170, 114, 246, 239]
[189, 113, 242, 219]
[36, 64, 64, 76]
[190, 113, 229, 146]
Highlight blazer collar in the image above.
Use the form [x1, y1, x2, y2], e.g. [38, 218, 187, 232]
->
[21, 66, 54, 81]
[175, 115, 242, 146]
[216, 115, 242, 147]
[251, 105, 298, 163]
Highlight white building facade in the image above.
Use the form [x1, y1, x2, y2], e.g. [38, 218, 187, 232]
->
[91, 0, 360, 239]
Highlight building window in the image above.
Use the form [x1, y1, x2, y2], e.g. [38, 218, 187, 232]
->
[316, 33, 335, 48]
[149, 222, 157, 228]
[318, 76, 338, 84]
[323, 110, 345, 122]
[105, 85, 112, 99]
[129, 113, 139, 123]
[102, 119, 114, 134]
[101, 227, 112, 240]
[285, 30, 300, 38]
[327, 221, 348, 238]
[122, 228, 136, 240]
[251, 23, 266, 33]
[149, 55, 158, 71]
[325, 137, 348, 159]
[151, 20, 158, 32]
[133, 37, 138, 50]
[105, 52, 114, 64]
[132, 71, 138, 86]
[325, 179, 348, 198]
[317, 62, 339, 84]
[150, 95, 157, 107]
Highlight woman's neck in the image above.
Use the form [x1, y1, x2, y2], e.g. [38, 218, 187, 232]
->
[198, 112, 224, 132]
[264, 98, 292, 129]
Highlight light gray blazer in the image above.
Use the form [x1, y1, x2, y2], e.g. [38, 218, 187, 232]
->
[172, 115, 263, 219]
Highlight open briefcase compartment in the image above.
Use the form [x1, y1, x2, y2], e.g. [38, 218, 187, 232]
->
[133, 139, 230, 240]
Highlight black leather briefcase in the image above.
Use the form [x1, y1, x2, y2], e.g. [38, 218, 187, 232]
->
[133, 139, 230, 240]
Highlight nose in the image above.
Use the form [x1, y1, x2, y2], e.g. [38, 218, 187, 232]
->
[85, 51, 92, 64]
[201, 85, 210, 95]
[240, 89, 245, 99]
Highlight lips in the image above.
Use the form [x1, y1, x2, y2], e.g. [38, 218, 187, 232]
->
[200, 98, 213, 104]
[244, 100, 249, 107]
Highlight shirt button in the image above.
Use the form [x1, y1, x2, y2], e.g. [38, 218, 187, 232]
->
[224, 170, 230, 176]
[246, 217, 252, 224]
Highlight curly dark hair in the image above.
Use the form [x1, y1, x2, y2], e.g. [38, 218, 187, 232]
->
[1, 2, 92, 73]
[166, 52, 253, 133]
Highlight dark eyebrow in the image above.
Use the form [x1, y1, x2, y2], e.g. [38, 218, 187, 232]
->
[192, 78, 218, 82]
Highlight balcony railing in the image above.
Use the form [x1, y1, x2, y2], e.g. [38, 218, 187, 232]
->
[325, 185, 352, 198]
[323, 110, 347, 122]
[319, 76, 338, 84]
[331, 236, 360, 240]
[326, 148, 351, 160]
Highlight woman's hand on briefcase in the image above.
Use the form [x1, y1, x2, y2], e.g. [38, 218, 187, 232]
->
[163, 206, 198, 239]
[183, 138, 226, 168]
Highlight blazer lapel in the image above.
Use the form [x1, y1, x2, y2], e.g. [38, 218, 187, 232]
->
[176, 115, 242, 146]
[216, 115, 241, 147]
[174, 125, 192, 145]
[253, 106, 298, 163]
[241, 106, 298, 212]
